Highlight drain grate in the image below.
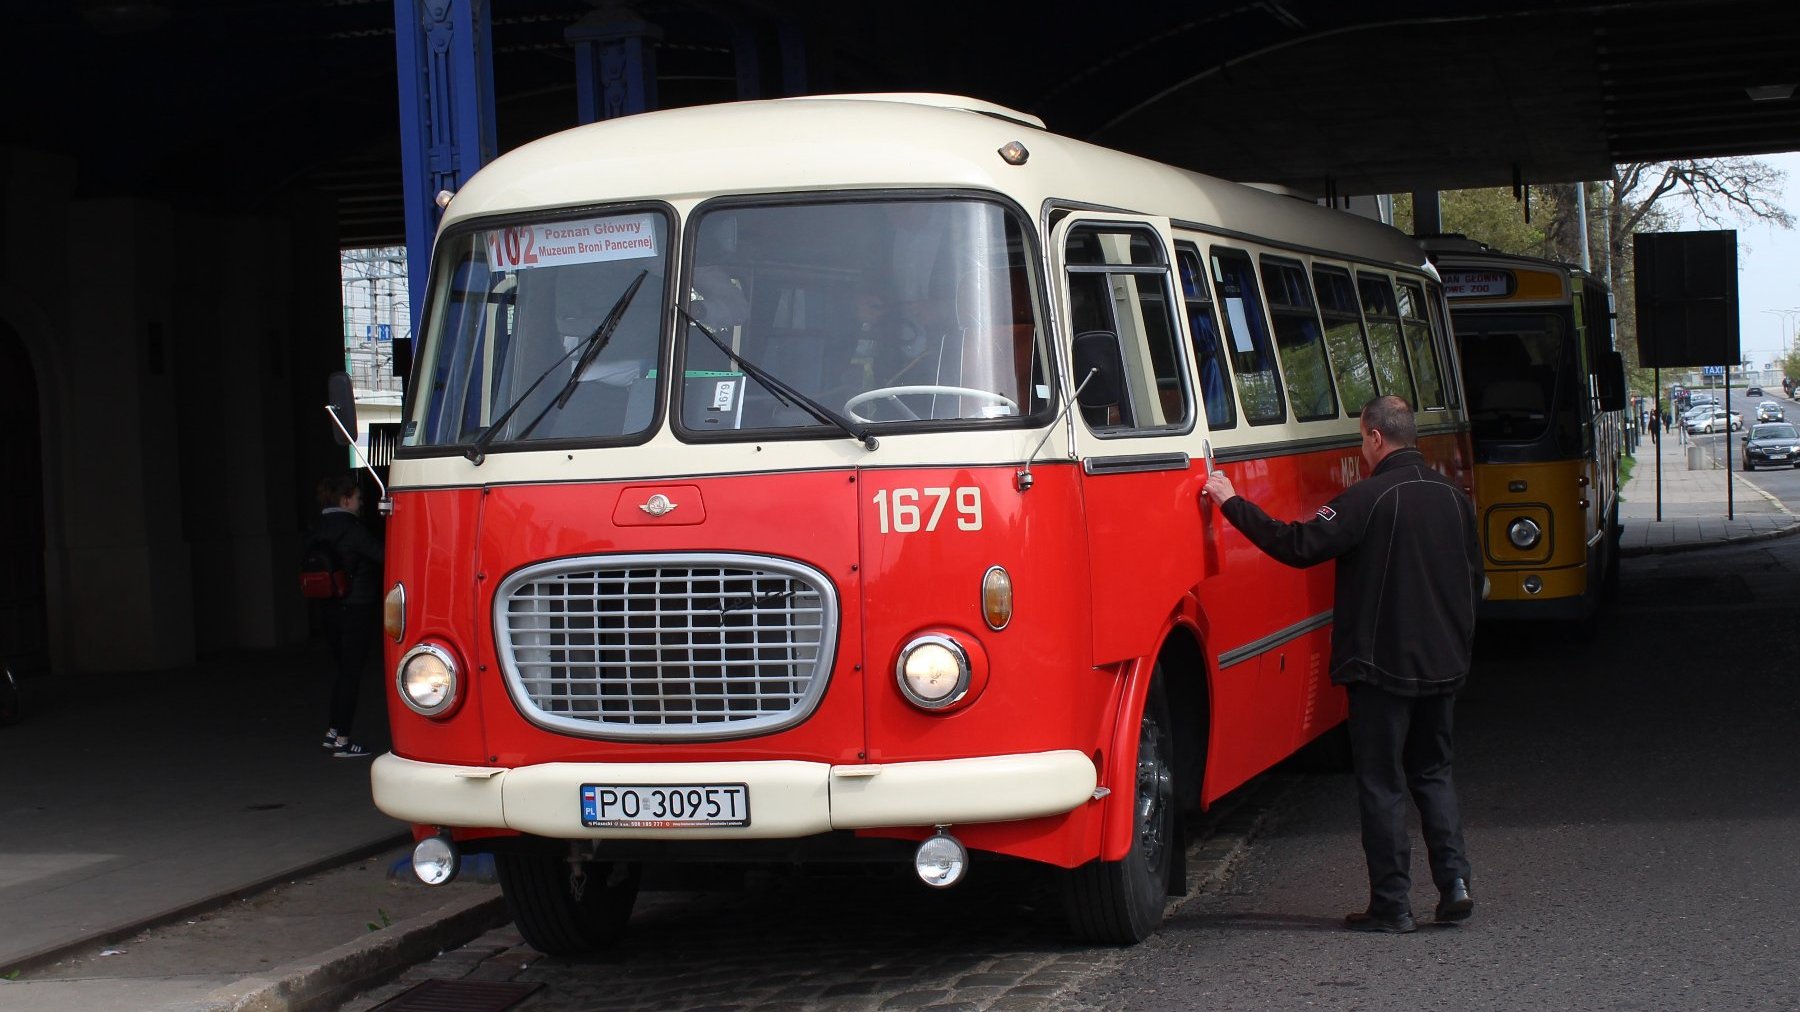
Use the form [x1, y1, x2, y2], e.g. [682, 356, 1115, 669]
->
[366, 979, 542, 1012]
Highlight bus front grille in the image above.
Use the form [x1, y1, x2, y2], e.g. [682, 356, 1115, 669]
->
[493, 553, 837, 741]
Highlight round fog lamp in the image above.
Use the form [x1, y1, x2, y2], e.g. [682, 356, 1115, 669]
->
[411, 833, 460, 886]
[397, 643, 458, 717]
[896, 635, 970, 709]
[1507, 517, 1543, 550]
[914, 832, 968, 888]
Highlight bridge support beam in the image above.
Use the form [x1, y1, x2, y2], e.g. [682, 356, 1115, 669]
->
[568, 8, 663, 124]
[394, 0, 497, 345]
[1412, 189, 1441, 236]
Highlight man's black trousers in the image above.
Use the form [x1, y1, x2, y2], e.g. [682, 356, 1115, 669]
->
[1346, 683, 1471, 916]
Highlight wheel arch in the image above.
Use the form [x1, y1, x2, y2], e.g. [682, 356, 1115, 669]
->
[1095, 603, 1213, 866]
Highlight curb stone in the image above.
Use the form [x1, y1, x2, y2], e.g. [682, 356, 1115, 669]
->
[195, 888, 507, 1012]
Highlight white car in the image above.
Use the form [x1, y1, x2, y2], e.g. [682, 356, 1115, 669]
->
[1686, 407, 1742, 434]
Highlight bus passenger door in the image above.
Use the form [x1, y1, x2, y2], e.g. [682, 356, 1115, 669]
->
[1053, 215, 1208, 668]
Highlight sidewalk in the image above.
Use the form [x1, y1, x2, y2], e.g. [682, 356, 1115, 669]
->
[1618, 424, 1800, 555]
[0, 647, 504, 1011]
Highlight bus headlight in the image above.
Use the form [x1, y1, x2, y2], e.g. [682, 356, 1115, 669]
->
[397, 643, 459, 717]
[896, 635, 970, 709]
[1507, 517, 1543, 550]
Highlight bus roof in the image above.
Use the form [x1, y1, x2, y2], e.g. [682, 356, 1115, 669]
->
[1420, 235, 1603, 287]
[441, 93, 1429, 271]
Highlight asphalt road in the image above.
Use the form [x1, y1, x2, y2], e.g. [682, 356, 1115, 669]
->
[1686, 386, 1800, 501]
[339, 533, 1800, 1011]
[1068, 536, 1800, 1012]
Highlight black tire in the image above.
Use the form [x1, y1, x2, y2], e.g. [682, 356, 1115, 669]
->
[1601, 503, 1622, 601]
[495, 852, 640, 956]
[1744, 459, 1755, 471]
[1062, 672, 1177, 944]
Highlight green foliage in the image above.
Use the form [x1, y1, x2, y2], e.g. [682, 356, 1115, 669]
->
[1393, 187, 1556, 255]
[365, 908, 392, 933]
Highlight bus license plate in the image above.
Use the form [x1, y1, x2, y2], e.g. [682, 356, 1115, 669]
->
[580, 783, 750, 828]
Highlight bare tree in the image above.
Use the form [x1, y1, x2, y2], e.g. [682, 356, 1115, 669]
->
[1550, 158, 1795, 390]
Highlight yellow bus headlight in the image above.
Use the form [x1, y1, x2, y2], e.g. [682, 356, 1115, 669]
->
[1507, 517, 1543, 550]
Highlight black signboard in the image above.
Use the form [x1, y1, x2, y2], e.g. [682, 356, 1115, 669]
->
[1634, 230, 1739, 368]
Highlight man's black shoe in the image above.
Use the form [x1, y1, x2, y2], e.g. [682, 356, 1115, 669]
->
[1344, 909, 1416, 933]
[1435, 878, 1474, 923]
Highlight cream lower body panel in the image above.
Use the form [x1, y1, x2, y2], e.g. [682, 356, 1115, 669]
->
[371, 750, 1097, 840]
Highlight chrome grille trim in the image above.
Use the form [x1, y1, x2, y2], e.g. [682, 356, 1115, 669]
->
[493, 553, 838, 741]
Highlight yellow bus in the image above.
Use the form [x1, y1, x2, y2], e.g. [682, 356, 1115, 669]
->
[1423, 238, 1627, 622]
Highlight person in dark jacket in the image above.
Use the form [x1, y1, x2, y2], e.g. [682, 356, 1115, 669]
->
[309, 472, 385, 758]
[1201, 395, 1481, 933]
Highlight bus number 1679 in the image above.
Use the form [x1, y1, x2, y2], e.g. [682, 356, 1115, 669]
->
[873, 487, 983, 533]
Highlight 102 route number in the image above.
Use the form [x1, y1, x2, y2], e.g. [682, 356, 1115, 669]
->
[873, 487, 983, 533]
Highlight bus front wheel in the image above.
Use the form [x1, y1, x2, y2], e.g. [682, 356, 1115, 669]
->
[495, 851, 640, 956]
[1061, 673, 1177, 944]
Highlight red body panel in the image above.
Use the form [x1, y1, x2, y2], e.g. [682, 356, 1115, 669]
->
[857, 464, 1097, 763]
[383, 430, 1471, 869]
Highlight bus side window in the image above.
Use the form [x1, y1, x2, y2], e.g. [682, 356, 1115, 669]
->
[1312, 265, 1378, 415]
[1395, 278, 1447, 409]
[1176, 243, 1235, 429]
[1259, 256, 1339, 421]
[1355, 272, 1417, 407]
[1065, 225, 1191, 435]
[1209, 246, 1284, 424]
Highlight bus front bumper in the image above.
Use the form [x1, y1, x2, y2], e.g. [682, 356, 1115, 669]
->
[371, 750, 1098, 840]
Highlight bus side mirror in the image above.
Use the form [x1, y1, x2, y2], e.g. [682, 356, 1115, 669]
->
[1598, 351, 1627, 412]
[1071, 330, 1125, 409]
[326, 371, 359, 447]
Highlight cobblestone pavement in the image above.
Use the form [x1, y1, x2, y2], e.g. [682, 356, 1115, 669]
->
[340, 776, 1295, 1012]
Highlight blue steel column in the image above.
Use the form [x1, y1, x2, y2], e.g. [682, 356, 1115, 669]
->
[395, 0, 497, 344]
[566, 10, 662, 124]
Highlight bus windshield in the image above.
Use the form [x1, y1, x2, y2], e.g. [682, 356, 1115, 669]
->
[1455, 310, 1577, 450]
[676, 198, 1046, 435]
[404, 209, 672, 450]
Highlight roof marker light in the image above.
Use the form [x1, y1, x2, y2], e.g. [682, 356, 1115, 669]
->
[998, 141, 1029, 166]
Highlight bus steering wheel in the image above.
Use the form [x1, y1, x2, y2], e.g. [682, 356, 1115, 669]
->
[845, 385, 1020, 424]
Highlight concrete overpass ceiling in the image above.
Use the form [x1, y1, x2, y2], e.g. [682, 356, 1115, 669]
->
[5, 0, 1796, 247]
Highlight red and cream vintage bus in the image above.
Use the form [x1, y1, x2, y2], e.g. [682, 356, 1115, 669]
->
[367, 93, 1472, 951]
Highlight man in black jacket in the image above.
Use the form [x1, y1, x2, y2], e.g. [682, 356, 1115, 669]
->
[1201, 395, 1480, 933]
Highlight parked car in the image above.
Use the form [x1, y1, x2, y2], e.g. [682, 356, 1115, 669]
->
[1757, 400, 1786, 422]
[1742, 422, 1800, 470]
[1746, 386, 1764, 396]
[1687, 407, 1742, 434]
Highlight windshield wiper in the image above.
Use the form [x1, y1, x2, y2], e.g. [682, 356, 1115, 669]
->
[464, 270, 648, 465]
[676, 304, 878, 451]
